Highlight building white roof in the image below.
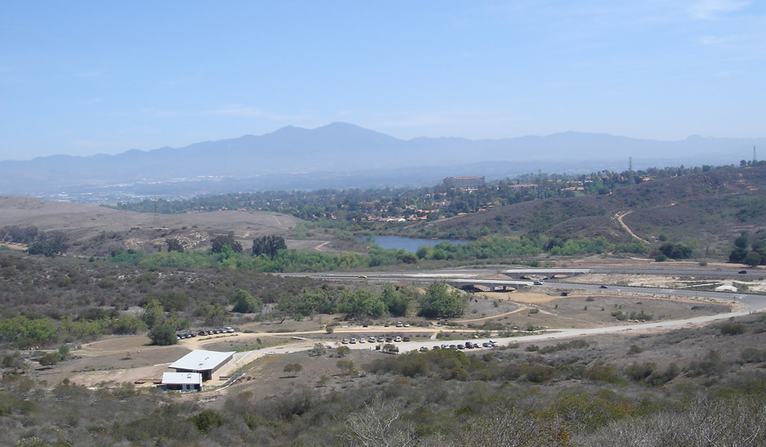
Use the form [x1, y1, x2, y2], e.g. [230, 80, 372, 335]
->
[162, 372, 202, 385]
[169, 350, 234, 371]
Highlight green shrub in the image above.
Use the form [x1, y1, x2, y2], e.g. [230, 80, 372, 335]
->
[191, 409, 224, 433]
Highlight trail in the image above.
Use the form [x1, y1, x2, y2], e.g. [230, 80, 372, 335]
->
[313, 241, 330, 251]
[615, 210, 649, 244]
[454, 305, 529, 323]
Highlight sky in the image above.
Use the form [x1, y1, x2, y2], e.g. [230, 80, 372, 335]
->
[0, 0, 764, 160]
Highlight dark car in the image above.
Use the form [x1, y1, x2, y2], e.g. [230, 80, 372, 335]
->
[739, 270, 748, 274]
[600, 285, 608, 289]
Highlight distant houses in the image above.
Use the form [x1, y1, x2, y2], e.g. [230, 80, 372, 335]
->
[443, 176, 486, 190]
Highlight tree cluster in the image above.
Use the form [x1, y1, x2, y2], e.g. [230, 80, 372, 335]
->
[729, 231, 766, 267]
[252, 235, 287, 258]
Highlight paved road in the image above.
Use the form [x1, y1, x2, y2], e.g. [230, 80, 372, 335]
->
[544, 282, 766, 311]
[282, 269, 766, 310]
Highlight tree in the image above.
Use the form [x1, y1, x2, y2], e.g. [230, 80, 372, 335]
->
[230, 288, 263, 313]
[210, 233, 242, 253]
[382, 286, 411, 317]
[252, 235, 287, 258]
[283, 363, 303, 377]
[27, 231, 68, 257]
[337, 289, 386, 319]
[658, 243, 692, 259]
[141, 299, 164, 329]
[744, 251, 763, 267]
[418, 283, 466, 318]
[165, 238, 184, 252]
[148, 320, 177, 346]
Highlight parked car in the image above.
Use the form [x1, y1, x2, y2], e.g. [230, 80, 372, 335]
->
[739, 270, 748, 274]
[350, 338, 357, 344]
[359, 338, 366, 343]
[341, 338, 349, 344]
[432, 345, 441, 350]
[600, 285, 608, 289]
[368, 336, 377, 343]
[403, 336, 411, 342]
[419, 346, 429, 352]
[457, 344, 465, 350]
[482, 342, 491, 347]
[396, 321, 403, 328]
[394, 336, 402, 342]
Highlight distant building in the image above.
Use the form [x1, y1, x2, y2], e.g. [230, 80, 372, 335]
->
[161, 372, 202, 392]
[443, 176, 485, 190]
[169, 350, 234, 381]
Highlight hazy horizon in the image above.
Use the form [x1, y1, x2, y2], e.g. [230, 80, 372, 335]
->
[0, 121, 763, 163]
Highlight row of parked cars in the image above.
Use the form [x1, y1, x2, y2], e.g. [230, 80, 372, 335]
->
[418, 340, 498, 352]
[341, 335, 411, 344]
[176, 326, 236, 340]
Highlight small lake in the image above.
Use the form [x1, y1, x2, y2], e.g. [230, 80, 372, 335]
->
[362, 235, 467, 253]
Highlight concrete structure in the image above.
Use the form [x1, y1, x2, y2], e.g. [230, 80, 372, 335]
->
[169, 350, 234, 381]
[161, 372, 202, 392]
[443, 176, 485, 190]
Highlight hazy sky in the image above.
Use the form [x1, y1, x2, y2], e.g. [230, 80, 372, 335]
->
[1, 0, 764, 159]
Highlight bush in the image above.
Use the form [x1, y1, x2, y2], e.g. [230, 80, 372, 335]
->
[524, 364, 555, 383]
[719, 321, 746, 335]
[230, 289, 263, 314]
[584, 363, 623, 384]
[741, 348, 766, 363]
[624, 362, 655, 382]
[191, 409, 224, 433]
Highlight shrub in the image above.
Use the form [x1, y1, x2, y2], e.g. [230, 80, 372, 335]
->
[624, 362, 655, 382]
[191, 409, 224, 433]
[719, 321, 746, 335]
[230, 289, 263, 313]
[525, 364, 555, 383]
[741, 348, 766, 363]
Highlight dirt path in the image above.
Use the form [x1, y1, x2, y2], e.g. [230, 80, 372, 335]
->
[615, 210, 649, 244]
[454, 305, 529, 323]
[313, 241, 331, 251]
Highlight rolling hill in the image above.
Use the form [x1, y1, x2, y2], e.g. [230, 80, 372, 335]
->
[413, 165, 766, 257]
[0, 123, 762, 195]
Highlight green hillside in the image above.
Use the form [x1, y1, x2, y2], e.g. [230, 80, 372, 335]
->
[413, 165, 766, 258]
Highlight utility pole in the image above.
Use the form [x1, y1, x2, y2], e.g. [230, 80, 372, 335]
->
[628, 156, 633, 172]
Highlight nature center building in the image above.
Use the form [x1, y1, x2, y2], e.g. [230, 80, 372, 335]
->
[168, 350, 234, 381]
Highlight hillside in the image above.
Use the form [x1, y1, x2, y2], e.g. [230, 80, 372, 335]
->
[0, 123, 761, 194]
[414, 165, 766, 256]
[0, 197, 300, 255]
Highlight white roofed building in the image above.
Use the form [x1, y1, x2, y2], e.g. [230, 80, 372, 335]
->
[169, 350, 234, 381]
[161, 372, 202, 392]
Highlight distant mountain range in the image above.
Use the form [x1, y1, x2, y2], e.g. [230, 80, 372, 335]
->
[0, 122, 762, 196]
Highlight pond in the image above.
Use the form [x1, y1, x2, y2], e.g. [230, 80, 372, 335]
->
[362, 235, 467, 253]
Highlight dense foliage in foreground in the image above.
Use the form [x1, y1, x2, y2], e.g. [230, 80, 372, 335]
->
[3, 314, 766, 446]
